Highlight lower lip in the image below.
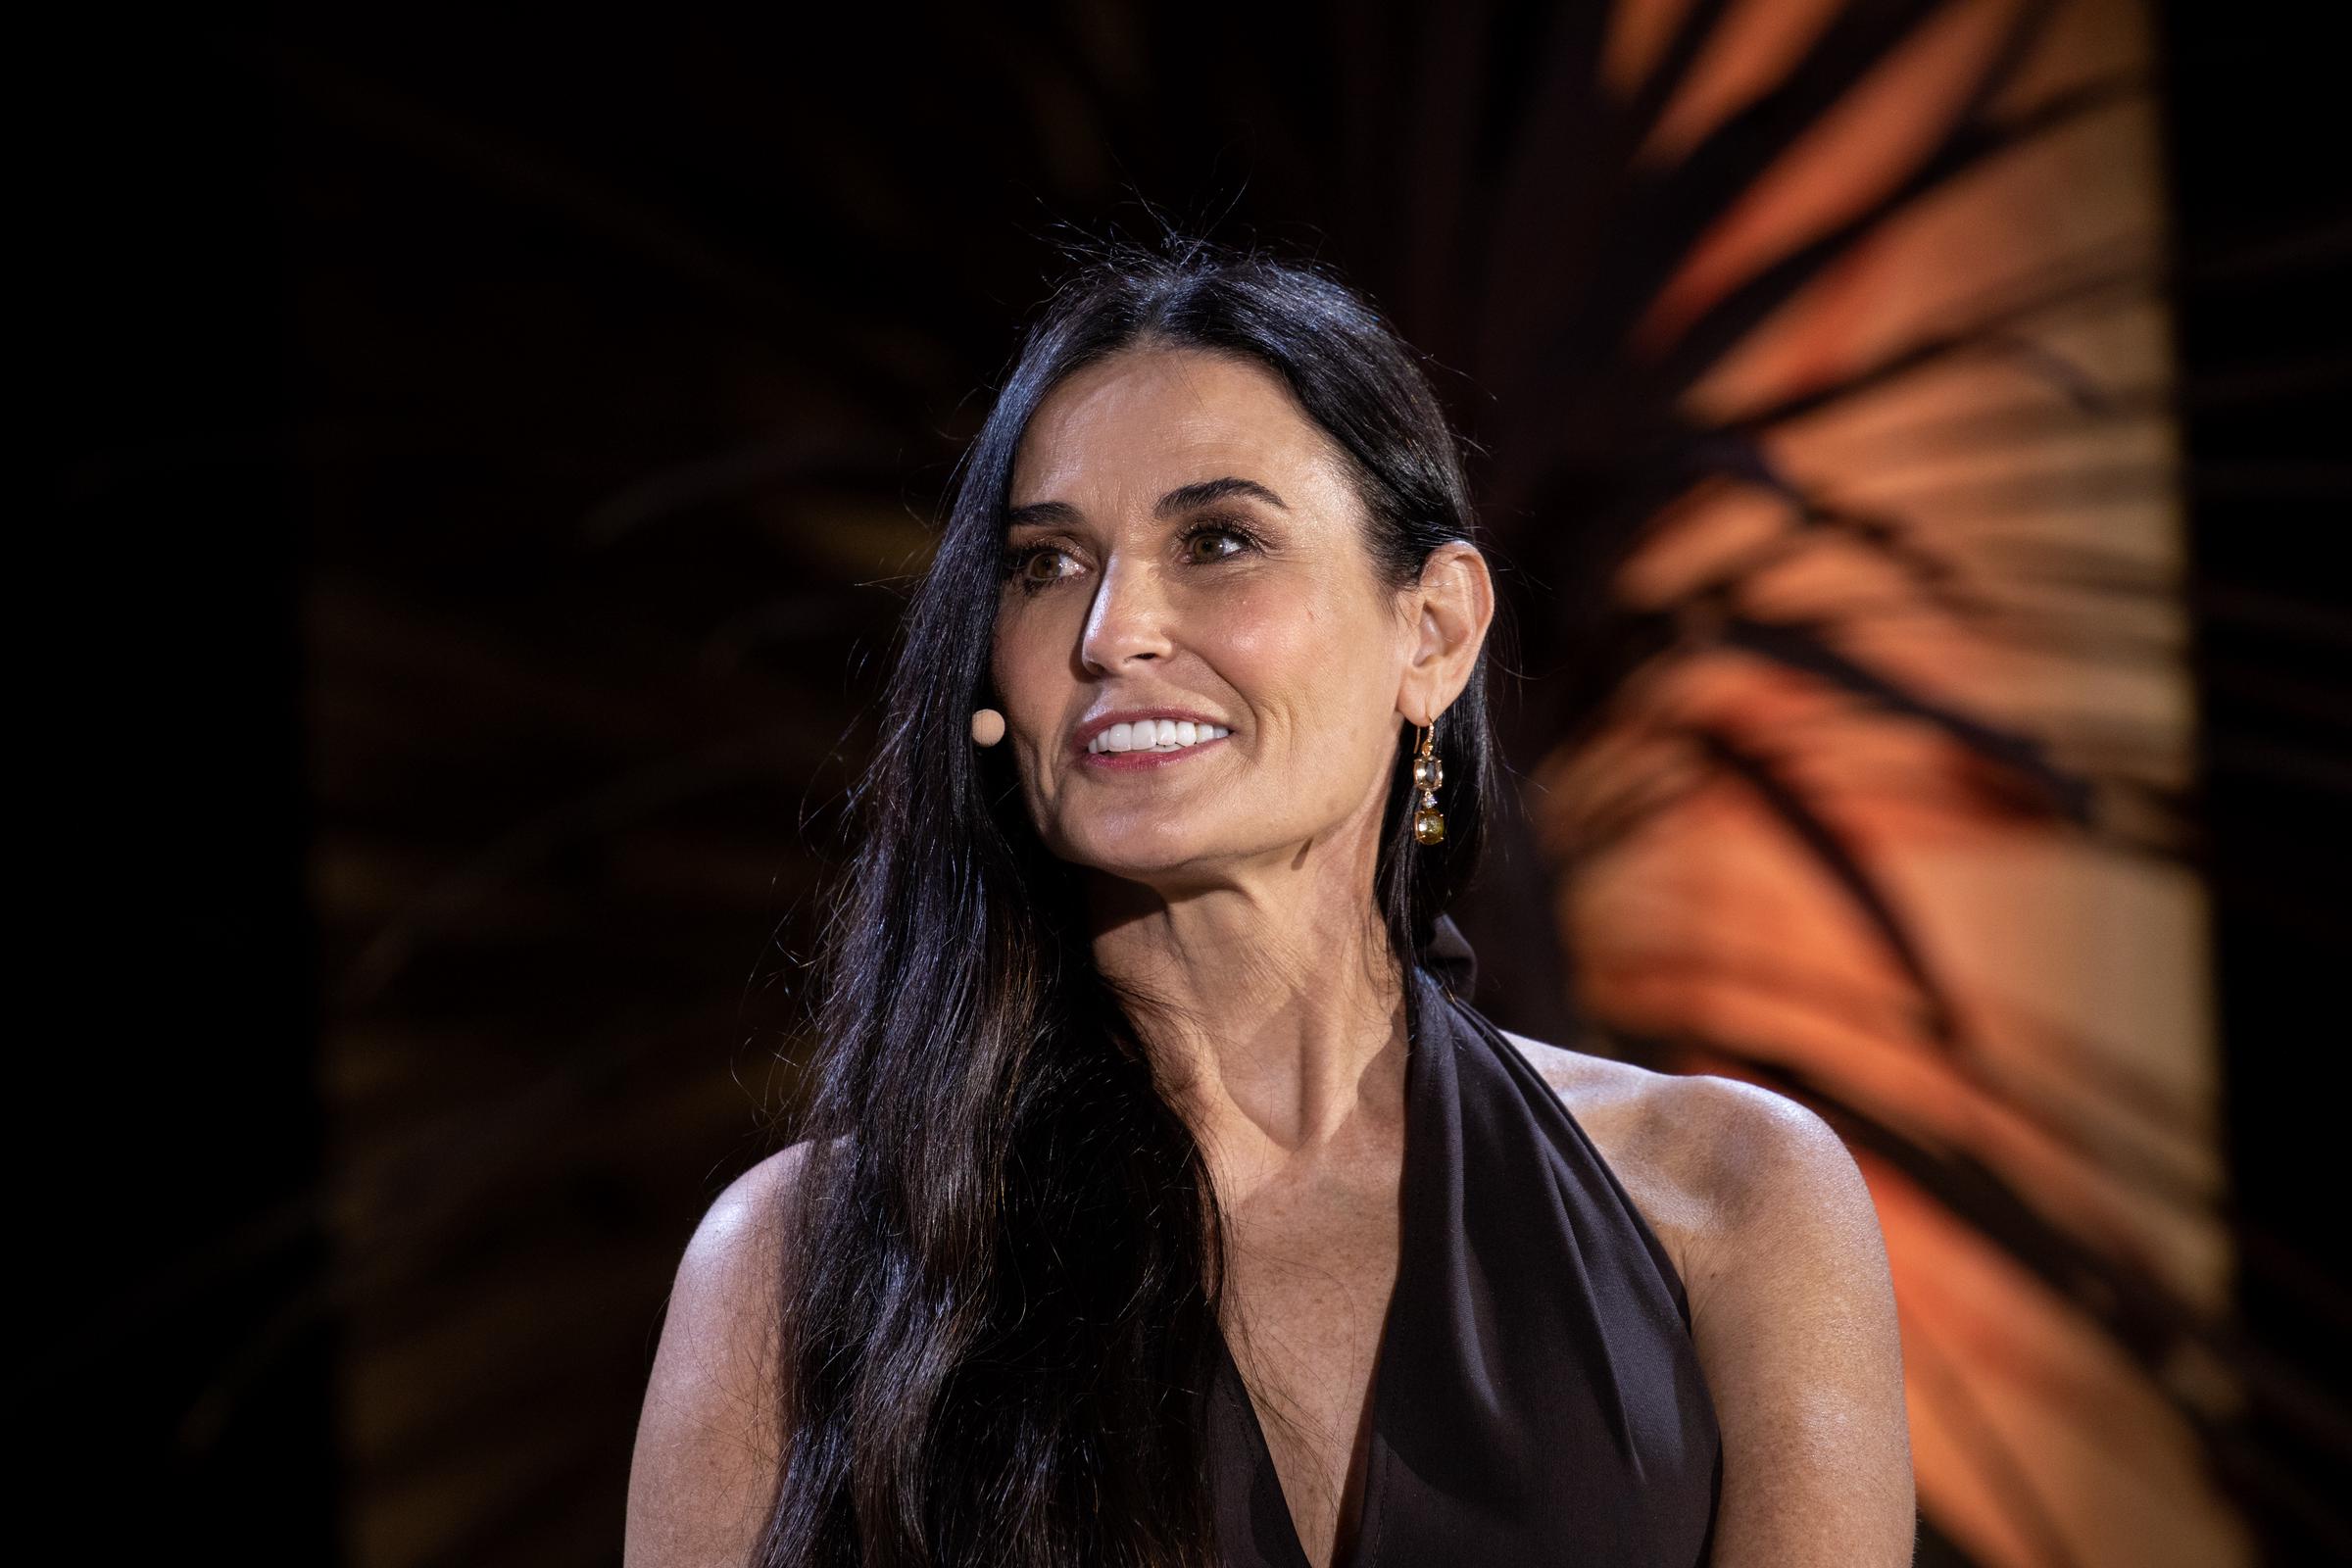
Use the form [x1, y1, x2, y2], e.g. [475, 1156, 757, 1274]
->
[1077, 734, 1233, 771]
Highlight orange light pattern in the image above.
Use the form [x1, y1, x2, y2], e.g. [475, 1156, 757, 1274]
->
[1561, 1, 2236, 1562]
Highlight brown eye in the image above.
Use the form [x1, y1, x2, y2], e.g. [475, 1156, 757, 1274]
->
[1004, 543, 1076, 593]
[1181, 521, 1257, 564]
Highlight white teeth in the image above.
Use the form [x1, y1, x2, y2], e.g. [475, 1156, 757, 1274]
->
[1088, 721, 1232, 755]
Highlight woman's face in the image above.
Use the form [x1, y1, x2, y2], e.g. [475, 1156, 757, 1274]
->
[991, 346, 1425, 890]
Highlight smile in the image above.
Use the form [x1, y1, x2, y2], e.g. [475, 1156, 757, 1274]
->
[1086, 719, 1233, 756]
[1080, 720, 1233, 770]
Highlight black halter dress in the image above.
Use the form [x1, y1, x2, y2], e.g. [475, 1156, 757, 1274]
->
[1201, 919, 1724, 1566]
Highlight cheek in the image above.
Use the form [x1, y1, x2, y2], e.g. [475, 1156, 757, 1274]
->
[991, 602, 1058, 692]
[992, 606, 1078, 798]
[1215, 581, 1373, 712]
[1231, 587, 1404, 801]
[1212, 581, 1318, 667]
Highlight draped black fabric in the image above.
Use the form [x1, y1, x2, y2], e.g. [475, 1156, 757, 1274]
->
[1202, 935, 1723, 1566]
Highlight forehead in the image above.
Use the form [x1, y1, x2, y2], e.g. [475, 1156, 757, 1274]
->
[1007, 347, 1354, 508]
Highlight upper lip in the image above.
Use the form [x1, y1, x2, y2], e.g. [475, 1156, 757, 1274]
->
[1072, 707, 1234, 754]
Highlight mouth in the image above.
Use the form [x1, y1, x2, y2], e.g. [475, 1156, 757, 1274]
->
[1078, 718, 1234, 771]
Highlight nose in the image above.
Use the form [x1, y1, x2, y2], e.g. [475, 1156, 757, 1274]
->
[1078, 554, 1174, 674]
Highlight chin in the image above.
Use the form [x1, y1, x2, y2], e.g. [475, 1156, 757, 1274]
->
[1066, 823, 1225, 877]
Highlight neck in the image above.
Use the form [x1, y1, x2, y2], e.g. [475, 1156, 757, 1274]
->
[1085, 871, 1411, 1185]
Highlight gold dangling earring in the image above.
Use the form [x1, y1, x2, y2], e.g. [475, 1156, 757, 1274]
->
[1411, 720, 1446, 846]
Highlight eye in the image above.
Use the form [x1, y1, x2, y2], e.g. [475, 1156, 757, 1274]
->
[1003, 542, 1078, 593]
[1179, 518, 1260, 564]
[1000, 518, 1262, 596]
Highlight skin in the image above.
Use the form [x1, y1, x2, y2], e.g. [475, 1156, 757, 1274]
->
[990, 345, 1493, 1566]
[623, 346, 1915, 1567]
[989, 345, 1484, 1158]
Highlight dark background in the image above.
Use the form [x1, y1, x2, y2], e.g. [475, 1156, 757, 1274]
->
[44, 2, 2343, 1561]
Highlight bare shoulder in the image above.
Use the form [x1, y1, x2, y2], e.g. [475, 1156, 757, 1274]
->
[1494, 1030, 1866, 1275]
[1499, 1034, 1914, 1559]
[680, 1141, 812, 1278]
[1654, 1072, 1886, 1306]
[1494, 1027, 1730, 1274]
[1496, 1025, 1726, 1131]
[1502, 1042, 1889, 1320]
[623, 1139, 826, 1568]
[1676, 1080, 1915, 1561]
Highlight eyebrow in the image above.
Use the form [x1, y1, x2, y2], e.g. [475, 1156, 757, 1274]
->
[1004, 475, 1289, 531]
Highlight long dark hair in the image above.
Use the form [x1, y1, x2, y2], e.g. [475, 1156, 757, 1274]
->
[757, 235, 1505, 1568]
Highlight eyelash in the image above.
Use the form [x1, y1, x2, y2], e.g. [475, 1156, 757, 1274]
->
[1001, 518, 1261, 595]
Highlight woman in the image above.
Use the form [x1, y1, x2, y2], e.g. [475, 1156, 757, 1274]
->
[625, 240, 1914, 1568]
